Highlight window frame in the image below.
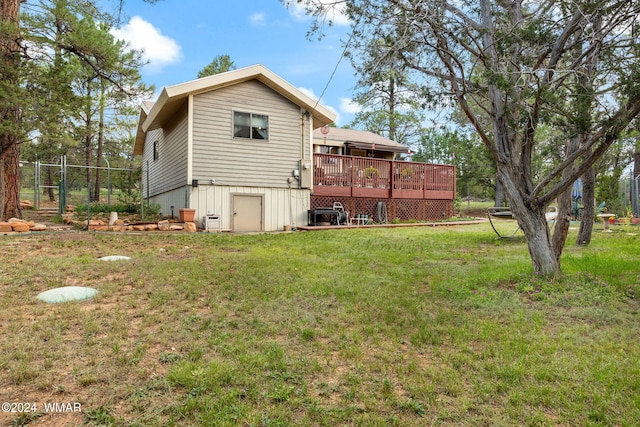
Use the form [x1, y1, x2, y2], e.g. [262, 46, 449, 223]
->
[232, 110, 270, 141]
[153, 140, 159, 161]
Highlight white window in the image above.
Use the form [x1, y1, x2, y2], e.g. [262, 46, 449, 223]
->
[233, 111, 269, 140]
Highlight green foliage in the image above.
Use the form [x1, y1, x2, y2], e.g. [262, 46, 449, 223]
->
[197, 54, 236, 78]
[76, 202, 137, 214]
[364, 165, 379, 178]
[413, 128, 495, 199]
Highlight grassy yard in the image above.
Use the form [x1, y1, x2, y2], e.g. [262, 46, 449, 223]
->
[1, 223, 639, 426]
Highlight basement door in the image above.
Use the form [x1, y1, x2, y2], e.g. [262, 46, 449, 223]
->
[232, 194, 264, 232]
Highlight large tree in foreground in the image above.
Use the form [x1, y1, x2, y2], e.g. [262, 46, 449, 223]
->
[0, 0, 158, 221]
[290, 0, 640, 275]
[0, 0, 23, 220]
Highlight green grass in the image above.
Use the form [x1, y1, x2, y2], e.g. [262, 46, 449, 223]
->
[1, 223, 639, 426]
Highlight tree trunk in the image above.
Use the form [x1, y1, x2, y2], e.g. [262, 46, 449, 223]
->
[551, 183, 572, 257]
[93, 116, 103, 201]
[577, 166, 596, 245]
[552, 136, 580, 255]
[0, 0, 22, 220]
[517, 205, 560, 276]
[497, 168, 560, 275]
[494, 173, 505, 207]
[1, 142, 21, 220]
[93, 81, 106, 202]
[46, 165, 56, 202]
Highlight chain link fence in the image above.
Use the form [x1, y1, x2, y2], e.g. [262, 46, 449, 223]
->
[19, 156, 140, 217]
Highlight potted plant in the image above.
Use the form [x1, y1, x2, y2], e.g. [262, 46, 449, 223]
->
[364, 166, 379, 179]
[400, 167, 415, 179]
[364, 166, 379, 187]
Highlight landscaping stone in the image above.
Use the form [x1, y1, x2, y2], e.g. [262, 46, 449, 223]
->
[0, 222, 12, 232]
[170, 225, 184, 231]
[184, 222, 197, 232]
[11, 222, 31, 232]
[30, 223, 47, 231]
[8, 217, 34, 227]
[133, 225, 146, 231]
[158, 220, 170, 231]
[145, 224, 159, 231]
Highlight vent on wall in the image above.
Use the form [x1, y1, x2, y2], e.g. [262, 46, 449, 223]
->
[203, 214, 221, 232]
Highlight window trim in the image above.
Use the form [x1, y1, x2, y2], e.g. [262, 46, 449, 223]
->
[232, 110, 270, 141]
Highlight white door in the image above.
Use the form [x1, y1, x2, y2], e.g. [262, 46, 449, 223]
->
[232, 195, 263, 232]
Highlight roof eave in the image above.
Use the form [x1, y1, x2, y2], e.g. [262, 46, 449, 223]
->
[142, 64, 335, 132]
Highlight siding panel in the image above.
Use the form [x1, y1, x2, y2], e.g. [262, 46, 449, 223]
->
[142, 103, 189, 197]
[189, 184, 310, 232]
[192, 80, 304, 188]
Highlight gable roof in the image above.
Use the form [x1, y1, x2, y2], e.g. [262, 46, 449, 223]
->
[313, 127, 410, 154]
[134, 64, 336, 155]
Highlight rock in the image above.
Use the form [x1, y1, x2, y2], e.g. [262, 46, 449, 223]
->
[170, 225, 184, 231]
[20, 200, 33, 209]
[0, 222, 12, 232]
[133, 225, 146, 231]
[108, 212, 118, 226]
[158, 220, 170, 231]
[11, 222, 31, 232]
[62, 214, 75, 224]
[184, 222, 197, 232]
[145, 224, 159, 231]
[30, 223, 47, 231]
[114, 219, 125, 226]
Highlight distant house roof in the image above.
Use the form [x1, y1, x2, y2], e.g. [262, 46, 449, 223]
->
[134, 64, 336, 155]
[313, 127, 410, 154]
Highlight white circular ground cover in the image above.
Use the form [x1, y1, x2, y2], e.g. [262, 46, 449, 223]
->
[98, 255, 131, 261]
[37, 286, 98, 303]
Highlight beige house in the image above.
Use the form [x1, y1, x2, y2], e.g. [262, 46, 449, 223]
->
[134, 64, 335, 232]
[313, 127, 410, 160]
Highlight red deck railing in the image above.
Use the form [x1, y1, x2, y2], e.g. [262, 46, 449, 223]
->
[312, 154, 456, 200]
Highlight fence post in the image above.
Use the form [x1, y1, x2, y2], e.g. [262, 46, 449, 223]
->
[105, 158, 111, 211]
[34, 160, 40, 210]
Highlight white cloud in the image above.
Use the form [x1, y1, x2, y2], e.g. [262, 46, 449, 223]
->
[250, 12, 266, 26]
[285, 0, 350, 26]
[298, 86, 342, 125]
[298, 86, 320, 102]
[340, 97, 360, 114]
[111, 16, 182, 73]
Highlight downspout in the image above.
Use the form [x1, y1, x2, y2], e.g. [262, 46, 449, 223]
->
[300, 109, 306, 190]
[187, 95, 194, 207]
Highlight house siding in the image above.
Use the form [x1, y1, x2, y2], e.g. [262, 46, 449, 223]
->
[191, 80, 304, 188]
[189, 185, 310, 232]
[147, 186, 189, 218]
[142, 103, 189, 198]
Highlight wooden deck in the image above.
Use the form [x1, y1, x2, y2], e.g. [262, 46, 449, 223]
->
[312, 154, 456, 200]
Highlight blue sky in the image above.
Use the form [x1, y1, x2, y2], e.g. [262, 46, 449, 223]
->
[108, 0, 359, 125]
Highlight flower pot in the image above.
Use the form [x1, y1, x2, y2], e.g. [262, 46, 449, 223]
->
[179, 208, 196, 222]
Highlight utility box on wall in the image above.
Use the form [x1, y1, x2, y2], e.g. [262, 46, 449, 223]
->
[300, 159, 312, 188]
[203, 214, 221, 232]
